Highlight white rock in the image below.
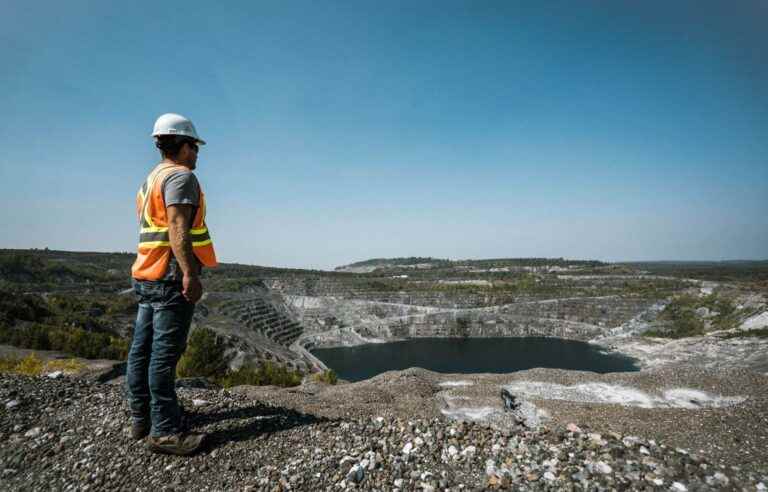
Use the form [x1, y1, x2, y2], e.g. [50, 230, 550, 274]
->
[5, 400, 19, 410]
[622, 436, 641, 447]
[755, 482, 766, 491]
[712, 472, 729, 485]
[504, 381, 745, 409]
[393, 478, 404, 488]
[639, 446, 650, 455]
[739, 311, 768, 330]
[24, 427, 41, 438]
[543, 471, 556, 481]
[671, 482, 687, 491]
[447, 445, 458, 458]
[542, 458, 558, 469]
[414, 436, 424, 447]
[47, 371, 64, 379]
[485, 459, 497, 477]
[566, 423, 582, 433]
[191, 399, 208, 407]
[402, 442, 413, 454]
[594, 461, 612, 474]
[460, 446, 476, 456]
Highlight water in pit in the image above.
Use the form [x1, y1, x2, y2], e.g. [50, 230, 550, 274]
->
[311, 337, 639, 382]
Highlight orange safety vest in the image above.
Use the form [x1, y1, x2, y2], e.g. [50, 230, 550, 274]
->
[131, 163, 218, 280]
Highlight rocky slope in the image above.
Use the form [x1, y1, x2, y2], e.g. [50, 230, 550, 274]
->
[1, 366, 767, 491]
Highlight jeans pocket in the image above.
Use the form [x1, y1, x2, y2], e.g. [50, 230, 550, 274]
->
[134, 280, 167, 303]
[153, 282, 189, 310]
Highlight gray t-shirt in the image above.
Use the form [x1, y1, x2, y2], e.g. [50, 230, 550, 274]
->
[163, 170, 200, 208]
[161, 170, 202, 281]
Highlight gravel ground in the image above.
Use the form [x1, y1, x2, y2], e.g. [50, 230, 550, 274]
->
[1, 373, 767, 491]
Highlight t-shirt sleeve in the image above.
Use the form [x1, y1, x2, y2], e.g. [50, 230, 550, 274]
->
[162, 171, 200, 207]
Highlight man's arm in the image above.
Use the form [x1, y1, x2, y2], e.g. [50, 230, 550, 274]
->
[167, 204, 202, 303]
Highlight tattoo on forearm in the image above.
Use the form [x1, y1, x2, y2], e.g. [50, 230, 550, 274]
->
[169, 215, 197, 277]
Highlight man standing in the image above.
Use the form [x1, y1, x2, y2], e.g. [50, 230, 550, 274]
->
[127, 113, 218, 455]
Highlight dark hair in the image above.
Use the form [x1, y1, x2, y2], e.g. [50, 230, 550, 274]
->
[155, 135, 193, 159]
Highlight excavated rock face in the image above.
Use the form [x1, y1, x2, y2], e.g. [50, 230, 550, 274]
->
[189, 275, 665, 372]
[289, 294, 657, 350]
[194, 292, 317, 372]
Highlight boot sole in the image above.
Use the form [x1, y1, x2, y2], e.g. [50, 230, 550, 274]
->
[146, 436, 205, 456]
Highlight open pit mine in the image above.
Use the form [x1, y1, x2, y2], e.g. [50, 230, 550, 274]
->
[1, 251, 767, 490]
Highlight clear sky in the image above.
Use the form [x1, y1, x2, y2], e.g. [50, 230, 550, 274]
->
[1, 1, 766, 270]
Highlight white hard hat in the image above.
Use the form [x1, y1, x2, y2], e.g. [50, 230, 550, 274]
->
[151, 113, 206, 145]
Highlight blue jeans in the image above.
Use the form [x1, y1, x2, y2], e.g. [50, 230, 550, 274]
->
[126, 279, 195, 437]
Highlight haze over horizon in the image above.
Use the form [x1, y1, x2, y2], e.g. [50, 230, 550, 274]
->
[1, 1, 766, 270]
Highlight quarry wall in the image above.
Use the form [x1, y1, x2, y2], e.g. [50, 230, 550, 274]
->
[286, 295, 656, 349]
[195, 278, 659, 369]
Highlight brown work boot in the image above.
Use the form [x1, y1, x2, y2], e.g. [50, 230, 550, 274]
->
[146, 432, 206, 456]
[131, 422, 150, 441]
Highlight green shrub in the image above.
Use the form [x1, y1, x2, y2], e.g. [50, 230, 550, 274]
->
[218, 361, 302, 388]
[0, 354, 86, 376]
[645, 295, 709, 338]
[312, 369, 338, 385]
[0, 292, 51, 324]
[0, 254, 45, 277]
[0, 323, 128, 360]
[177, 327, 228, 379]
[723, 327, 768, 339]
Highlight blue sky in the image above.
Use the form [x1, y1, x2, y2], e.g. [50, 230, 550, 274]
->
[1, 1, 766, 269]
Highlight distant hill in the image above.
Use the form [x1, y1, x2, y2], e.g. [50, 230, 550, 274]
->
[335, 257, 607, 273]
[334, 257, 452, 273]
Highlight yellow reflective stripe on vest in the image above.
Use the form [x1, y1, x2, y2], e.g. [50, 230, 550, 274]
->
[190, 229, 211, 242]
[139, 227, 209, 246]
[141, 164, 177, 228]
[138, 241, 171, 248]
[139, 239, 211, 248]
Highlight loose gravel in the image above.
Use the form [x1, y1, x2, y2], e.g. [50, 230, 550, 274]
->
[1, 374, 767, 491]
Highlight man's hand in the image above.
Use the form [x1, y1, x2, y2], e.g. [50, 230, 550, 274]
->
[183, 274, 203, 304]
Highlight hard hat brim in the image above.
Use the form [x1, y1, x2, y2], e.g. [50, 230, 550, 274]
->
[151, 133, 206, 145]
